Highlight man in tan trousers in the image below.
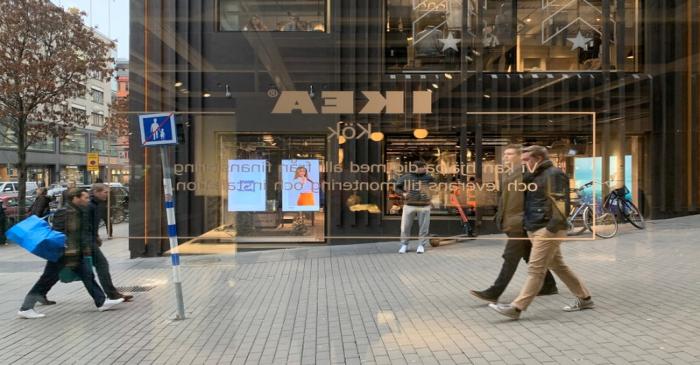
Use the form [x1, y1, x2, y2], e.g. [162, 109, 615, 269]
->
[489, 145, 593, 319]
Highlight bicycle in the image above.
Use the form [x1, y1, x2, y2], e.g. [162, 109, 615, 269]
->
[605, 185, 645, 229]
[567, 181, 618, 239]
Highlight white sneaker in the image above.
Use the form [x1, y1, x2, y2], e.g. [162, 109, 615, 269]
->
[416, 245, 425, 254]
[398, 244, 408, 254]
[18, 309, 45, 319]
[98, 298, 125, 312]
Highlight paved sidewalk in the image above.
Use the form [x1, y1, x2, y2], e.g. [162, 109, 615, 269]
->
[1, 218, 699, 365]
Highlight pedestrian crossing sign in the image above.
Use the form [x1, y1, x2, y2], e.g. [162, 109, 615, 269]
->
[139, 112, 177, 146]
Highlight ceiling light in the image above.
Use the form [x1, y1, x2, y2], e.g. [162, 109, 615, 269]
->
[413, 128, 429, 139]
[370, 132, 384, 142]
[525, 18, 532, 23]
[484, 94, 491, 98]
[174, 81, 183, 87]
[203, 91, 211, 98]
[431, 83, 439, 89]
[444, 73, 453, 79]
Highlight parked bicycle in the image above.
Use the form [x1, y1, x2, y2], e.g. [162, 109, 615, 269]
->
[605, 184, 646, 230]
[567, 181, 618, 239]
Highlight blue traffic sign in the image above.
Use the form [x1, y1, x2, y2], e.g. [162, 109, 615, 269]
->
[139, 112, 177, 146]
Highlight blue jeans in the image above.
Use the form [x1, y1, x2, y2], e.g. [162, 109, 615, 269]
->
[20, 258, 106, 310]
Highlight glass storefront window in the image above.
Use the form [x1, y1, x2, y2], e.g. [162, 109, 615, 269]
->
[219, 0, 327, 32]
[385, 135, 461, 215]
[190, 134, 326, 242]
[386, 0, 463, 72]
[0, 125, 55, 152]
[60, 132, 87, 153]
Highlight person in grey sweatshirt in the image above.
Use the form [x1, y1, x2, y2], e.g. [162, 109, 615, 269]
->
[394, 161, 435, 254]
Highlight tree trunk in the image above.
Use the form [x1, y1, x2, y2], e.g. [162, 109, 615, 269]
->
[17, 117, 28, 219]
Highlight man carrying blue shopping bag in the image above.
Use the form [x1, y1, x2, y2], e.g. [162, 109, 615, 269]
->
[17, 188, 125, 319]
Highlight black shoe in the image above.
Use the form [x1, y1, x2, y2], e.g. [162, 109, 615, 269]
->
[38, 297, 56, 306]
[537, 287, 559, 296]
[470, 289, 499, 303]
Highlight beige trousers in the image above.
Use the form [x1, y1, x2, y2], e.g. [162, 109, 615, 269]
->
[511, 227, 591, 311]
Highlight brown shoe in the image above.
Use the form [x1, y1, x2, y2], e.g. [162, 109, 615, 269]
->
[120, 294, 134, 302]
[470, 289, 499, 303]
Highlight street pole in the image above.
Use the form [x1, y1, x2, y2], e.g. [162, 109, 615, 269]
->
[160, 146, 185, 320]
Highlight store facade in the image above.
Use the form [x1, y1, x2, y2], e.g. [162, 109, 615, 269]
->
[128, 0, 700, 257]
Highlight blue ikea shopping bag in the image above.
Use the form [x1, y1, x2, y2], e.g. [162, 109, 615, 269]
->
[7, 215, 66, 262]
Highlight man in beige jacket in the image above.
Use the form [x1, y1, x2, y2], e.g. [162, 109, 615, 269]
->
[470, 144, 557, 303]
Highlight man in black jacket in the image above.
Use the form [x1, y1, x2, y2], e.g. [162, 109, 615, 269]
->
[18, 188, 124, 319]
[89, 183, 132, 301]
[30, 187, 52, 218]
[489, 145, 593, 319]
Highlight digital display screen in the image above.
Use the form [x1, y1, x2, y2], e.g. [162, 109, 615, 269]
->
[281, 160, 321, 211]
[227, 160, 267, 212]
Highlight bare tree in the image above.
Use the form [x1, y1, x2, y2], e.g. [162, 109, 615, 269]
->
[0, 0, 114, 215]
[99, 96, 129, 139]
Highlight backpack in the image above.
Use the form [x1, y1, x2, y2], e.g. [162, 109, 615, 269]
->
[51, 208, 68, 233]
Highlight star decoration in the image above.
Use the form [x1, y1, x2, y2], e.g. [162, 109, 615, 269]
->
[438, 32, 461, 52]
[567, 31, 592, 51]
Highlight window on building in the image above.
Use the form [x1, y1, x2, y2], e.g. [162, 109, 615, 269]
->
[90, 88, 104, 104]
[219, 0, 327, 32]
[386, 0, 463, 72]
[91, 113, 105, 127]
[60, 132, 87, 153]
[458, 0, 641, 72]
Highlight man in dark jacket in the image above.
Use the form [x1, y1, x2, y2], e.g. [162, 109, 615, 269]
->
[0, 198, 6, 245]
[395, 160, 435, 254]
[17, 188, 124, 319]
[489, 145, 593, 320]
[30, 187, 52, 218]
[471, 145, 558, 303]
[89, 183, 132, 301]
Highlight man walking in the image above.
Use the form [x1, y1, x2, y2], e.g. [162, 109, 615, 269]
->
[18, 188, 124, 319]
[30, 187, 52, 218]
[489, 145, 593, 319]
[471, 145, 558, 302]
[89, 184, 132, 302]
[395, 160, 435, 254]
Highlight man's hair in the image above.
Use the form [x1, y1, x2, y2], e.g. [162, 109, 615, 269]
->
[522, 145, 549, 160]
[503, 144, 522, 153]
[66, 188, 88, 201]
[413, 160, 427, 168]
[91, 183, 108, 193]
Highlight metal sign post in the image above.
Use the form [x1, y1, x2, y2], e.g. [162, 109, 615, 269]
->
[138, 112, 185, 320]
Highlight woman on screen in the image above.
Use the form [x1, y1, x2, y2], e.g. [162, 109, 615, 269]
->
[292, 166, 315, 207]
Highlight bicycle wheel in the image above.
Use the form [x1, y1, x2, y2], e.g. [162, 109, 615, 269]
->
[584, 205, 618, 239]
[620, 199, 645, 229]
[567, 208, 588, 236]
[111, 208, 126, 224]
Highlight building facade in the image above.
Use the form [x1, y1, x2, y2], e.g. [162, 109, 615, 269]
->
[129, 0, 700, 257]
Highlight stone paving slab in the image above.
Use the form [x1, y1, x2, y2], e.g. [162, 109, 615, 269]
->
[1, 218, 700, 364]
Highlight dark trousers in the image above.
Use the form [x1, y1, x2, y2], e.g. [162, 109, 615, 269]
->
[0, 217, 6, 244]
[488, 230, 557, 297]
[101, 215, 112, 237]
[93, 245, 120, 299]
[20, 258, 106, 310]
